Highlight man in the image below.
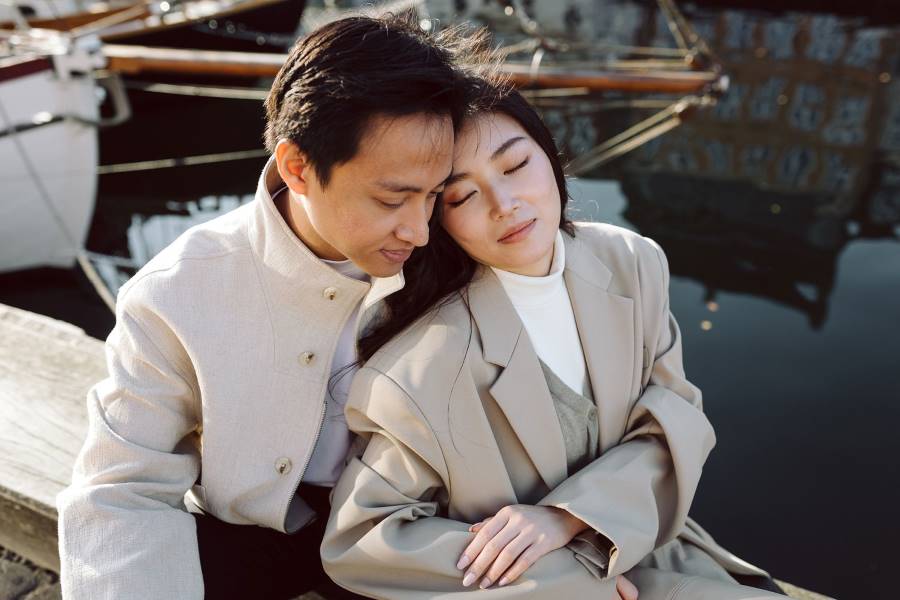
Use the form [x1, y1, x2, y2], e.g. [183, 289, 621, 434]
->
[57, 15, 473, 599]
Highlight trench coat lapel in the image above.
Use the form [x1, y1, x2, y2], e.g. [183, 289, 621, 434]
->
[468, 270, 569, 491]
[562, 233, 635, 452]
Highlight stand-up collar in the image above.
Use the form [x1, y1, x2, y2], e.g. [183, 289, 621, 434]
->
[247, 155, 404, 309]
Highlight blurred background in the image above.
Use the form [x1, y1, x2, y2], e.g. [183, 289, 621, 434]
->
[2, 1, 898, 598]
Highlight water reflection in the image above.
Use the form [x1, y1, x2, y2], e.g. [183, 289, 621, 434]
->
[543, 5, 900, 331]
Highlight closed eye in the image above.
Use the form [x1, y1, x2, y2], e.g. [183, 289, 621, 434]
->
[504, 157, 529, 175]
[446, 190, 476, 208]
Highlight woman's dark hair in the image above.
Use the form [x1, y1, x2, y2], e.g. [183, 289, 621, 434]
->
[264, 14, 484, 186]
[358, 80, 575, 362]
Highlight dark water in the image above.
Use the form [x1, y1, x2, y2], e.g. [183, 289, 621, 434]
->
[3, 3, 899, 599]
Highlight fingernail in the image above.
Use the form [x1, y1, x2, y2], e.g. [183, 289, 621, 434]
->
[479, 577, 492, 589]
[457, 555, 471, 570]
[498, 577, 509, 587]
[462, 572, 476, 587]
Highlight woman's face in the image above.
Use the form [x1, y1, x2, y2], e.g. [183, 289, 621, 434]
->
[440, 112, 561, 277]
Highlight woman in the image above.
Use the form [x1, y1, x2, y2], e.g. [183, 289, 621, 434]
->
[321, 82, 785, 600]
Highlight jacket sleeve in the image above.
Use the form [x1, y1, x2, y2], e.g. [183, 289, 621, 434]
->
[321, 367, 621, 600]
[56, 291, 204, 600]
[538, 239, 716, 578]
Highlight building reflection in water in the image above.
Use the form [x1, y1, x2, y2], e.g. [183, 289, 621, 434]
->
[534, 3, 900, 330]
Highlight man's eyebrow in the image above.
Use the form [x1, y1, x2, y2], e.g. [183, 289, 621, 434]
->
[375, 180, 423, 194]
[445, 136, 527, 187]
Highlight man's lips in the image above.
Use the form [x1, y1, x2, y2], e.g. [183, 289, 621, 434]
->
[498, 219, 536, 243]
[380, 248, 414, 263]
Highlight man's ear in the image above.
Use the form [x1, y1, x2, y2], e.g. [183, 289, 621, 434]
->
[274, 139, 312, 195]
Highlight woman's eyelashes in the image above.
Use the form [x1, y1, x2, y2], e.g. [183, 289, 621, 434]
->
[504, 156, 530, 175]
[446, 190, 475, 208]
[445, 157, 531, 208]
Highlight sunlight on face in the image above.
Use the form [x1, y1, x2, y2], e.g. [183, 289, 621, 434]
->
[297, 113, 454, 277]
[440, 113, 561, 276]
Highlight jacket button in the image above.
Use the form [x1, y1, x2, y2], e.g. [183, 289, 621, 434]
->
[275, 457, 292, 475]
[323, 287, 338, 300]
[299, 352, 315, 365]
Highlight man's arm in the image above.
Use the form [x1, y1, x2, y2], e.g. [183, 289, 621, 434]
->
[57, 294, 204, 600]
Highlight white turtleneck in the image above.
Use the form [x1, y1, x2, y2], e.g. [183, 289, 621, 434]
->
[491, 231, 589, 394]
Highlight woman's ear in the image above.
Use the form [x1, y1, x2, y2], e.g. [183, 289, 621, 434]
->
[274, 139, 311, 196]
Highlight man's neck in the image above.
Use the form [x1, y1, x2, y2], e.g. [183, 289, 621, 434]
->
[273, 188, 345, 262]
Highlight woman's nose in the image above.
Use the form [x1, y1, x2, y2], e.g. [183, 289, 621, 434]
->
[489, 189, 519, 221]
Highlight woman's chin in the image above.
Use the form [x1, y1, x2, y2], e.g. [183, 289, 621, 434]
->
[492, 245, 555, 276]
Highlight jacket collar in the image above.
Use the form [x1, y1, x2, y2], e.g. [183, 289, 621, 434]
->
[468, 232, 613, 368]
[247, 156, 404, 309]
[467, 230, 635, 489]
[561, 231, 635, 454]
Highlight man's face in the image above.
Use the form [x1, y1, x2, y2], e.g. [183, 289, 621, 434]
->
[279, 113, 454, 278]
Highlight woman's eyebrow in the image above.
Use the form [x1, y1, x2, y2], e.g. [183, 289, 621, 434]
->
[490, 136, 525, 161]
[445, 136, 527, 186]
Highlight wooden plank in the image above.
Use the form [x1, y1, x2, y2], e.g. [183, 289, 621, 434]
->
[0, 304, 105, 570]
[101, 44, 722, 93]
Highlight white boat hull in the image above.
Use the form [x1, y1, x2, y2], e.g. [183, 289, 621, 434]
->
[0, 57, 99, 273]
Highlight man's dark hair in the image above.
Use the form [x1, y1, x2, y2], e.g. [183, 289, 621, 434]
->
[264, 14, 485, 186]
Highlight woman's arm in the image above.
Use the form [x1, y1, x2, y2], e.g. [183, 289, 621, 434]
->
[458, 239, 715, 584]
[321, 366, 628, 599]
[535, 239, 716, 574]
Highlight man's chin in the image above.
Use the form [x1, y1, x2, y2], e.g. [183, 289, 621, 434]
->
[358, 258, 404, 279]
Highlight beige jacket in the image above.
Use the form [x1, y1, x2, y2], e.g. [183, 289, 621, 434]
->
[56, 157, 403, 599]
[322, 223, 778, 600]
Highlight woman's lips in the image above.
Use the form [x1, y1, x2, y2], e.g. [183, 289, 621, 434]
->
[498, 219, 536, 244]
[380, 248, 413, 264]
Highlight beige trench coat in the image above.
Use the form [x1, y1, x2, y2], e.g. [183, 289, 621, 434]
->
[322, 222, 781, 600]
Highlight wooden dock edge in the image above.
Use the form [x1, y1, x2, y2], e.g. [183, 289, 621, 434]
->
[0, 490, 59, 572]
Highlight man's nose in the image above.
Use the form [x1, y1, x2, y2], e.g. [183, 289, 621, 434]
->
[395, 205, 430, 247]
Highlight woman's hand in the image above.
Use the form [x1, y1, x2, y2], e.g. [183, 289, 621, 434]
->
[456, 504, 590, 589]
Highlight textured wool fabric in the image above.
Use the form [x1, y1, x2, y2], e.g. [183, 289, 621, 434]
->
[304, 256, 370, 486]
[56, 156, 404, 600]
[540, 359, 599, 476]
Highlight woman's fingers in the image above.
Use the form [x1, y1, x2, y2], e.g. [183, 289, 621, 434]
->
[479, 533, 531, 588]
[461, 521, 520, 586]
[457, 512, 508, 572]
[494, 544, 541, 587]
[616, 575, 639, 600]
[468, 521, 484, 533]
